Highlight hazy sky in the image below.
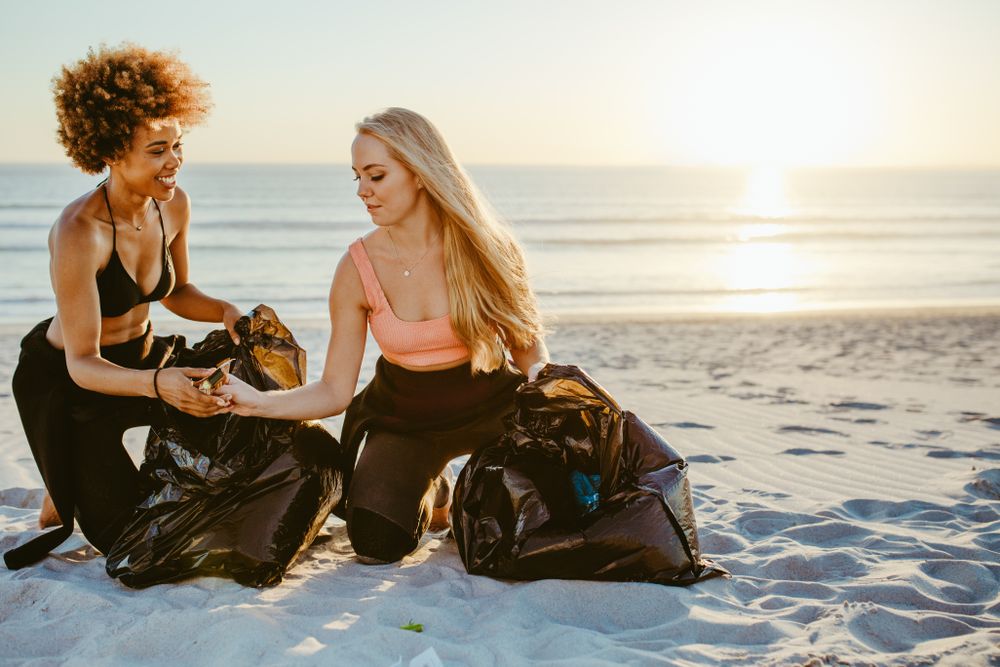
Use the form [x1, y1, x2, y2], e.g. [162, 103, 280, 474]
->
[2, 1, 998, 167]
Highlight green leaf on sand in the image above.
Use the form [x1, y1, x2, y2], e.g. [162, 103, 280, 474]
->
[400, 621, 424, 633]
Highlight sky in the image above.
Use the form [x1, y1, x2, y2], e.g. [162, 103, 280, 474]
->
[1, 0, 998, 168]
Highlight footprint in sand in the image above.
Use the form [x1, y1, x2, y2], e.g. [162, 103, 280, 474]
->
[687, 454, 735, 464]
[955, 413, 1000, 429]
[846, 605, 975, 654]
[925, 448, 1000, 461]
[837, 498, 955, 522]
[658, 421, 715, 430]
[965, 469, 1000, 500]
[866, 440, 921, 451]
[918, 559, 1000, 604]
[758, 550, 869, 582]
[778, 425, 849, 437]
[735, 509, 823, 539]
[831, 417, 880, 425]
[829, 401, 889, 411]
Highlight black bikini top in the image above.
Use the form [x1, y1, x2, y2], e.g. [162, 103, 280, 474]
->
[96, 183, 175, 318]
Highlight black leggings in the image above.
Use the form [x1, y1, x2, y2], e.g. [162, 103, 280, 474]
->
[345, 418, 507, 564]
[68, 403, 156, 552]
[9, 319, 167, 563]
[337, 356, 524, 565]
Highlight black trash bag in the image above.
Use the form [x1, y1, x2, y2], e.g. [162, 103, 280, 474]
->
[105, 305, 342, 588]
[453, 364, 727, 585]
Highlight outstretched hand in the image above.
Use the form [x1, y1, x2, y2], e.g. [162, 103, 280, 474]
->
[156, 367, 231, 417]
[216, 373, 264, 417]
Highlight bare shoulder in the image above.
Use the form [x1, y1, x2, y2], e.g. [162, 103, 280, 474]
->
[50, 190, 106, 253]
[330, 249, 368, 310]
[159, 186, 191, 233]
[162, 185, 190, 212]
[358, 228, 389, 259]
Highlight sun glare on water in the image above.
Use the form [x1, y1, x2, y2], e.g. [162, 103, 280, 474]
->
[735, 167, 793, 220]
[716, 168, 808, 313]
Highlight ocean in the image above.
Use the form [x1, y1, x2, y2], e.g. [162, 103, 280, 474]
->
[1, 163, 999, 325]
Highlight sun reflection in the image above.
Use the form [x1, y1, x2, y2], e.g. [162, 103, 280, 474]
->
[716, 242, 805, 312]
[722, 291, 801, 313]
[722, 243, 798, 290]
[734, 167, 793, 219]
[736, 223, 784, 241]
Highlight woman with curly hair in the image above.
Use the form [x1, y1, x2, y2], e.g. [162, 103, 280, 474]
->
[222, 108, 550, 564]
[5, 43, 241, 569]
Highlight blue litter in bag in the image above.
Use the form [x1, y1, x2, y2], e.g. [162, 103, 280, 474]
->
[570, 470, 601, 514]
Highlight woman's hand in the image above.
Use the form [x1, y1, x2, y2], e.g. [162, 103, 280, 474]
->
[155, 367, 230, 417]
[217, 374, 265, 417]
[221, 302, 243, 345]
[526, 361, 548, 382]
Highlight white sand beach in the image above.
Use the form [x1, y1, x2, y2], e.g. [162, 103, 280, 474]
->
[1, 311, 998, 666]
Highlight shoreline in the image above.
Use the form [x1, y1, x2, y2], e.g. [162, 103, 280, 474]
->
[2, 301, 999, 336]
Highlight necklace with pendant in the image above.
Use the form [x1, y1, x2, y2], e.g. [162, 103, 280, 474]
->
[386, 227, 438, 277]
[104, 183, 150, 231]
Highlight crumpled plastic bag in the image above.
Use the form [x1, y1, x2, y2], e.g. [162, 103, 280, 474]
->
[452, 364, 726, 585]
[105, 305, 342, 588]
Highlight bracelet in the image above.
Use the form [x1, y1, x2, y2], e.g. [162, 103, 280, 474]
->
[152, 367, 164, 401]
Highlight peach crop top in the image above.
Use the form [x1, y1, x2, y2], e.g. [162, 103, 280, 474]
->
[348, 239, 470, 367]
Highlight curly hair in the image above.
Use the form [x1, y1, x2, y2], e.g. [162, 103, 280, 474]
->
[52, 43, 212, 174]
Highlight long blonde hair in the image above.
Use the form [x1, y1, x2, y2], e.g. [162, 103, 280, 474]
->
[356, 108, 544, 373]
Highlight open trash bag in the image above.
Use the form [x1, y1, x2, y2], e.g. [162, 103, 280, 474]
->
[105, 305, 341, 588]
[453, 364, 726, 585]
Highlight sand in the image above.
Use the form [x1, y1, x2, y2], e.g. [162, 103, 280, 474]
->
[1, 311, 998, 666]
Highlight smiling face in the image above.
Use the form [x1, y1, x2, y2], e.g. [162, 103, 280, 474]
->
[111, 119, 184, 201]
[351, 132, 424, 227]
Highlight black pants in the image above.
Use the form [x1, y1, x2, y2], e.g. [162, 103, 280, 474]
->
[347, 412, 509, 563]
[64, 396, 158, 552]
[6, 319, 175, 568]
[340, 357, 524, 564]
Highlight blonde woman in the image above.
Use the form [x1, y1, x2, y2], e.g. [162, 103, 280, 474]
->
[222, 108, 549, 563]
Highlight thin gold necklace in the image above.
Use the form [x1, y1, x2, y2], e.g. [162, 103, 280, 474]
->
[104, 183, 150, 232]
[386, 227, 438, 277]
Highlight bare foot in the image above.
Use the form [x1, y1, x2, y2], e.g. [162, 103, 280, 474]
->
[427, 469, 454, 533]
[38, 492, 61, 528]
[429, 503, 451, 534]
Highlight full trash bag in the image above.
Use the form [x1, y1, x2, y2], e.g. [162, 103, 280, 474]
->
[105, 305, 341, 588]
[453, 364, 726, 585]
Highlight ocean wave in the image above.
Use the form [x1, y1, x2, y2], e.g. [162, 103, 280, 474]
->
[534, 286, 813, 298]
[0, 203, 63, 210]
[510, 213, 1000, 225]
[521, 229, 1000, 246]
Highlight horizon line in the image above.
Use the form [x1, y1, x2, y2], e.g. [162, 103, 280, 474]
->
[2, 161, 1000, 171]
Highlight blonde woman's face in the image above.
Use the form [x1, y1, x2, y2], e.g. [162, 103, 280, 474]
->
[351, 133, 423, 226]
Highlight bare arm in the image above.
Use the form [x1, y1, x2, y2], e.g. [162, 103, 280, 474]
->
[222, 252, 369, 419]
[51, 215, 224, 417]
[158, 189, 243, 341]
